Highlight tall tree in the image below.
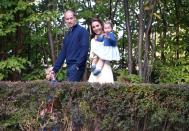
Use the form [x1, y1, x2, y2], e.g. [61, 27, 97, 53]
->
[123, 0, 133, 74]
[159, 0, 167, 62]
[47, 22, 56, 64]
[138, 0, 144, 79]
[143, 0, 158, 82]
[174, 0, 180, 60]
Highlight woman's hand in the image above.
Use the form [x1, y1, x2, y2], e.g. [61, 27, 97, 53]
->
[96, 34, 104, 42]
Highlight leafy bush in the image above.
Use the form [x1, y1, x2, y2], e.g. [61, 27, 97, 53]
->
[116, 69, 142, 83]
[56, 69, 66, 81]
[153, 58, 189, 84]
[1, 81, 189, 130]
[22, 67, 45, 80]
[22, 66, 66, 81]
[0, 56, 30, 80]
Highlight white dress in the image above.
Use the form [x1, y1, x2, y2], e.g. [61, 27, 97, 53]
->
[88, 38, 114, 84]
[93, 32, 120, 61]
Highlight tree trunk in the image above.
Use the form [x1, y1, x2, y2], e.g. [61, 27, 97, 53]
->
[12, 11, 24, 81]
[138, 0, 144, 79]
[160, 0, 167, 62]
[143, 33, 150, 82]
[174, 0, 180, 60]
[151, 27, 156, 62]
[143, 0, 158, 82]
[124, 0, 133, 74]
[121, 33, 126, 68]
[14, 11, 24, 56]
[47, 22, 56, 65]
[109, 0, 112, 19]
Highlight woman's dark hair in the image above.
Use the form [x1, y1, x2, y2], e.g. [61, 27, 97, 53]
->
[90, 17, 103, 38]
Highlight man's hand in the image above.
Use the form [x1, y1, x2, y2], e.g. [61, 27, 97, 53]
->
[45, 67, 55, 81]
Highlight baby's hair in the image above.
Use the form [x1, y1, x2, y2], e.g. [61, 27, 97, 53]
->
[104, 20, 113, 29]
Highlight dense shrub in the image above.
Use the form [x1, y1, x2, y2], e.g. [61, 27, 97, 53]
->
[153, 59, 189, 84]
[0, 57, 30, 80]
[0, 81, 189, 130]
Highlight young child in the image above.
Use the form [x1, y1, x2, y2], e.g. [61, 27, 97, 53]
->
[91, 20, 120, 76]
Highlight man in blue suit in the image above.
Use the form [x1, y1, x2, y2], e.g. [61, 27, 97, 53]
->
[48, 10, 89, 82]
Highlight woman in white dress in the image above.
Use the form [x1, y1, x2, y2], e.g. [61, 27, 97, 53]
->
[88, 17, 115, 84]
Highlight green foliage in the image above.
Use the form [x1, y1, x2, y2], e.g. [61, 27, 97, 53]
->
[0, 81, 51, 130]
[116, 69, 142, 83]
[56, 69, 66, 81]
[0, 57, 30, 80]
[0, 0, 189, 84]
[153, 58, 189, 84]
[158, 66, 189, 83]
[24, 10, 61, 23]
[1, 81, 189, 130]
[22, 67, 45, 80]
[0, 0, 33, 36]
[22, 67, 66, 81]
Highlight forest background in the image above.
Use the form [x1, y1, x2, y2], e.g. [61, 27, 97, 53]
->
[0, 0, 188, 84]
